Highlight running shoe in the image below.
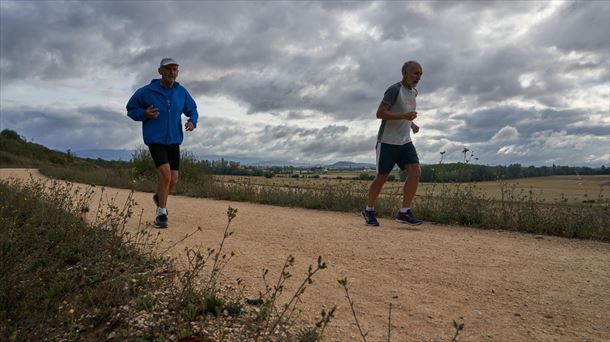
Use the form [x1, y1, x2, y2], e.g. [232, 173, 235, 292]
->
[361, 208, 380, 227]
[154, 213, 168, 229]
[395, 209, 423, 225]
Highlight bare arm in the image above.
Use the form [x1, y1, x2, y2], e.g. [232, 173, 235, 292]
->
[375, 101, 417, 121]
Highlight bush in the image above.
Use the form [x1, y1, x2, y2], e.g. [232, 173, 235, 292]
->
[131, 145, 156, 181]
[0, 129, 22, 141]
[358, 172, 370, 180]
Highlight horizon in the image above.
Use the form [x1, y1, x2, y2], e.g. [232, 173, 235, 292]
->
[55, 145, 610, 169]
[1, 1, 608, 167]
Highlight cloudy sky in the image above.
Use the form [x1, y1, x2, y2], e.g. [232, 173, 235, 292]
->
[1, 1, 608, 166]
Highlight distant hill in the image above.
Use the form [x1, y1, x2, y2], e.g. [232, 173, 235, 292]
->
[72, 149, 320, 167]
[0, 129, 75, 167]
[0, 129, 125, 169]
[73, 149, 135, 161]
[327, 161, 376, 170]
[27, 143, 369, 168]
[250, 160, 316, 167]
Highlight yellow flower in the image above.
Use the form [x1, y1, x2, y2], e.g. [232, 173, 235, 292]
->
[69, 308, 75, 315]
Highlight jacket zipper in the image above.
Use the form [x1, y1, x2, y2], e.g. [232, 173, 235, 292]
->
[165, 98, 171, 144]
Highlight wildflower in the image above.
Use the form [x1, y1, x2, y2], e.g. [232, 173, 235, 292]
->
[69, 308, 75, 315]
[226, 206, 238, 222]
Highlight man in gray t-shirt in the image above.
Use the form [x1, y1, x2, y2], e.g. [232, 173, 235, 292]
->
[362, 61, 424, 227]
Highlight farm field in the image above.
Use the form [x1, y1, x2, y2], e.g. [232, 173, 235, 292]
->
[215, 174, 610, 205]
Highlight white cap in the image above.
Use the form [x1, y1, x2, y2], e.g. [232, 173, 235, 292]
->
[160, 58, 179, 67]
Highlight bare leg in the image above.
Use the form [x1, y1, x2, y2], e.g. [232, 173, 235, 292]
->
[367, 174, 389, 207]
[402, 164, 421, 208]
[156, 164, 172, 209]
[169, 170, 179, 192]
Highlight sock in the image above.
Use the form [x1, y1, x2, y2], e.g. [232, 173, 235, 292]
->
[366, 206, 374, 211]
[157, 207, 168, 216]
[400, 207, 410, 213]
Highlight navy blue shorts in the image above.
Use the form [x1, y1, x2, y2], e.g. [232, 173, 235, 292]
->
[376, 142, 419, 175]
[147, 144, 180, 170]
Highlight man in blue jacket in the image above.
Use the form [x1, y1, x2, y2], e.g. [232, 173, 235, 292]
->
[127, 58, 199, 228]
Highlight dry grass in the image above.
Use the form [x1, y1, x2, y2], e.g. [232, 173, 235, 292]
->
[0, 178, 333, 341]
[216, 174, 610, 205]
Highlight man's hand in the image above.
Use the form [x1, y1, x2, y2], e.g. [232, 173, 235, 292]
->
[404, 111, 417, 121]
[143, 105, 160, 119]
[411, 122, 420, 134]
[185, 121, 195, 131]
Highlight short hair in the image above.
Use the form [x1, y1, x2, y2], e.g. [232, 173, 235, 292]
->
[402, 61, 419, 75]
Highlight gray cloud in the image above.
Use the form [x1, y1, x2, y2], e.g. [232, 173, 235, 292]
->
[445, 106, 602, 143]
[0, 1, 608, 166]
[491, 126, 519, 142]
[188, 117, 374, 162]
[1, 106, 138, 150]
[531, 1, 610, 53]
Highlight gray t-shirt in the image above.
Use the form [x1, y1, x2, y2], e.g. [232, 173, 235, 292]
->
[376, 82, 417, 145]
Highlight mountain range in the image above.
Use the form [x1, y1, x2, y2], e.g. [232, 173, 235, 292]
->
[72, 149, 375, 169]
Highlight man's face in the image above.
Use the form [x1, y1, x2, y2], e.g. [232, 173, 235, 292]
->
[159, 64, 179, 83]
[403, 64, 423, 89]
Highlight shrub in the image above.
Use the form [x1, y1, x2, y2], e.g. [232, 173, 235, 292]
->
[358, 172, 370, 180]
[0, 129, 22, 141]
[131, 145, 156, 181]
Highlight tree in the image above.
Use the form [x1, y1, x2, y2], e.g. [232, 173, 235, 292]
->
[0, 129, 23, 141]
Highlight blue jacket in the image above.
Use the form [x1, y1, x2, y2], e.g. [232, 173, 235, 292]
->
[127, 79, 199, 145]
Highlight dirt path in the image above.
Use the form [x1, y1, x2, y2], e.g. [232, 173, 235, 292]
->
[2, 169, 609, 341]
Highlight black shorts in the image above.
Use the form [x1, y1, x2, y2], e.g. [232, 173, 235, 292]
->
[147, 144, 180, 170]
[376, 142, 419, 175]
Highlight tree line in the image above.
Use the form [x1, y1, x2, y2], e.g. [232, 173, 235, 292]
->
[413, 163, 609, 183]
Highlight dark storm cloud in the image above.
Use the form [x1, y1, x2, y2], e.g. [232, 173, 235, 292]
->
[0, 2, 139, 83]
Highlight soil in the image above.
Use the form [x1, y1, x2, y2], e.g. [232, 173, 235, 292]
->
[2, 168, 609, 341]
